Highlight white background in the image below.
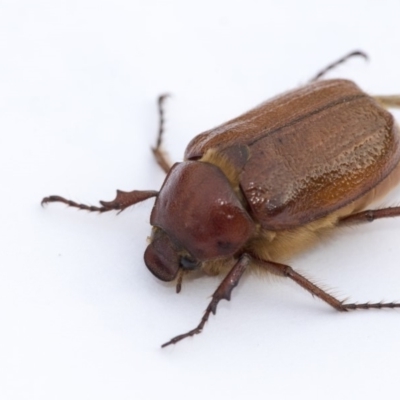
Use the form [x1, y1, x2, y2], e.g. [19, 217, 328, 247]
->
[2, 1, 400, 399]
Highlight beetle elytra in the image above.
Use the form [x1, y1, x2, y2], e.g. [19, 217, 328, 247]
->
[43, 52, 400, 347]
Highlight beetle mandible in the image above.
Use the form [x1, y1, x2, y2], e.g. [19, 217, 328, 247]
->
[42, 51, 400, 347]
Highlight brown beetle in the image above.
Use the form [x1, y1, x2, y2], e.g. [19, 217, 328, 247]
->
[42, 52, 400, 347]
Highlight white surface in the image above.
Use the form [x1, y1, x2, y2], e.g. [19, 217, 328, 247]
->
[2, 1, 400, 399]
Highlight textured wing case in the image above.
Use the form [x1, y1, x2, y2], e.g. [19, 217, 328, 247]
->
[185, 80, 400, 230]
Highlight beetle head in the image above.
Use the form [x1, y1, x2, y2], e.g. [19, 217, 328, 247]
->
[144, 161, 255, 282]
[144, 227, 200, 281]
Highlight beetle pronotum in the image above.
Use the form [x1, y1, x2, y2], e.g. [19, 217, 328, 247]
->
[43, 52, 400, 347]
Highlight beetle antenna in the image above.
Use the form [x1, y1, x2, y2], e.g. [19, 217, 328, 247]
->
[309, 50, 368, 82]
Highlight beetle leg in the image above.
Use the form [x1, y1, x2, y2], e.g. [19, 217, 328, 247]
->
[41, 189, 158, 213]
[161, 254, 250, 347]
[374, 95, 400, 109]
[258, 259, 400, 311]
[338, 206, 400, 225]
[259, 260, 348, 311]
[152, 94, 172, 174]
[309, 50, 368, 82]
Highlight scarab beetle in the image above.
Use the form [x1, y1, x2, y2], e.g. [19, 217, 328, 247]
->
[42, 52, 400, 347]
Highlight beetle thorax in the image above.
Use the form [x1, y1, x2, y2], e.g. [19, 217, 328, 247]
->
[151, 161, 255, 261]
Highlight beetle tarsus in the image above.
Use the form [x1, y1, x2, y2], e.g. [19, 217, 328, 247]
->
[161, 254, 250, 347]
[161, 305, 213, 347]
[41, 195, 111, 212]
[341, 302, 400, 310]
[152, 93, 172, 173]
[310, 50, 368, 82]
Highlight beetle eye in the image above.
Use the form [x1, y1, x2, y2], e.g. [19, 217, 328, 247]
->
[180, 256, 200, 271]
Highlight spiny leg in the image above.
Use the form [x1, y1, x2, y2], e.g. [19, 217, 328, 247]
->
[162, 254, 250, 348]
[338, 206, 400, 225]
[152, 94, 172, 174]
[41, 189, 158, 213]
[258, 259, 400, 311]
[309, 50, 368, 82]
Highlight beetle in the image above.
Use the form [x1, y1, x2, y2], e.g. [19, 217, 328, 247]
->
[42, 52, 400, 347]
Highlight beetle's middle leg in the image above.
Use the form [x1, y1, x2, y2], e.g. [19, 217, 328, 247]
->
[161, 254, 250, 347]
[258, 259, 400, 311]
[374, 95, 400, 109]
[152, 94, 172, 174]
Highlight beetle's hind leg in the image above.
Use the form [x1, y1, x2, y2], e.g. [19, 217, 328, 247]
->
[309, 50, 368, 82]
[41, 190, 157, 213]
[338, 206, 400, 225]
[258, 259, 400, 311]
[152, 94, 173, 174]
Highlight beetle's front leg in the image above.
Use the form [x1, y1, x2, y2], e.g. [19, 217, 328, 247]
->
[161, 254, 250, 348]
[41, 190, 158, 213]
